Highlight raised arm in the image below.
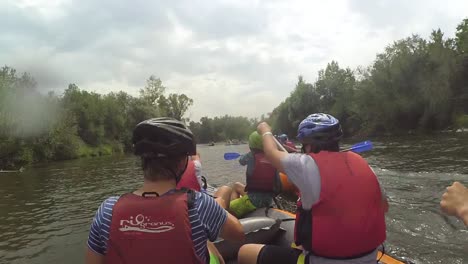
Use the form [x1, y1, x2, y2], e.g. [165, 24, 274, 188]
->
[256, 122, 288, 173]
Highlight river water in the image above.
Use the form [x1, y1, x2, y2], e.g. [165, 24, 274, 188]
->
[0, 135, 467, 263]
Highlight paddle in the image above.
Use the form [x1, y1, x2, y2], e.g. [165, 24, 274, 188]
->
[224, 140, 373, 160]
[224, 152, 242, 160]
[340, 140, 373, 153]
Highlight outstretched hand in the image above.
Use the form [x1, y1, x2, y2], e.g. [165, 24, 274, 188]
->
[440, 181, 468, 225]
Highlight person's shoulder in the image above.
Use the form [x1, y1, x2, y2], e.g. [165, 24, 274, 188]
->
[102, 196, 120, 207]
[345, 151, 371, 164]
[194, 191, 222, 210]
[194, 191, 212, 203]
[193, 191, 226, 219]
[193, 159, 202, 167]
[283, 152, 314, 164]
[97, 196, 120, 214]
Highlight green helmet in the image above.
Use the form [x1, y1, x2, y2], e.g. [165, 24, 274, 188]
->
[248, 131, 263, 150]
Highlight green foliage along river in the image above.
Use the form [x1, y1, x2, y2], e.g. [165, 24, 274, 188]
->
[2, 18, 468, 171]
[0, 135, 467, 264]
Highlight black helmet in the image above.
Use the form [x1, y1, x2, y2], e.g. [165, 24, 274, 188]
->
[132, 117, 196, 157]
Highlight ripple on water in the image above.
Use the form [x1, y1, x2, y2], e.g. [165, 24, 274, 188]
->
[0, 141, 467, 264]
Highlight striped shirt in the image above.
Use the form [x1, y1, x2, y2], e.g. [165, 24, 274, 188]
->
[87, 191, 227, 263]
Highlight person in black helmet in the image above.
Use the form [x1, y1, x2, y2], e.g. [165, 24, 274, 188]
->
[86, 117, 244, 264]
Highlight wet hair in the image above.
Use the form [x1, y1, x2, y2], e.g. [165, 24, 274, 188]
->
[141, 155, 187, 182]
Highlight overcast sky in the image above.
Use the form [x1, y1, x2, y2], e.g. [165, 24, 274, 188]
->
[1, 0, 467, 121]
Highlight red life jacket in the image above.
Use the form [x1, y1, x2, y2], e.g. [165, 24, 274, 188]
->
[285, 141, 296, 149]
[177, 160, 201, 191]
[245, 152, 280, 193]
[105, 190, 204, 264]
[294, 151, 386, 259]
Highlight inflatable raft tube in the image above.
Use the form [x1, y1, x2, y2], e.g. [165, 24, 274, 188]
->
[215, 208, 413, 264]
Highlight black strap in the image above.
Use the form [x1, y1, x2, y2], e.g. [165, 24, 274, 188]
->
[186, 189, 196, 209]
[201, 175, 208, 190]
[295, 207, 313, 251]
[177, 187, 196, 209]
[135, 188, 195, 209]
[141, 191, 159, 197]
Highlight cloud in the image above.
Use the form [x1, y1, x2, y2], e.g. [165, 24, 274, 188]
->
[1, 0, 467, 121]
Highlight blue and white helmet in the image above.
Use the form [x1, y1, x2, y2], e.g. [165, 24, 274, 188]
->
[297, 113, 343, 144]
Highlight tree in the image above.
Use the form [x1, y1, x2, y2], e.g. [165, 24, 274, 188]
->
[139, 75, 166, 106]
[158, 93, 194, 120]
[454, 19, 468, 114]
[455, 19, 468, 54]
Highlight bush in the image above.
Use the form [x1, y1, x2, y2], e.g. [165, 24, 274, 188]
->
[53, 136, 81, 160]
[109, 142, 125, 154]
[454, 115, 468, 129]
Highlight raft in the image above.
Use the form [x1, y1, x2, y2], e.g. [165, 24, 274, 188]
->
[214, 207, 412, 264]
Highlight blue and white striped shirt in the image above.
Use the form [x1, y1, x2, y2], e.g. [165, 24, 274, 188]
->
[87, 191, 227, 263]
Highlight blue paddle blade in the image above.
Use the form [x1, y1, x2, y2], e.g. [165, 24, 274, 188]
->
[349, 141, 373, 153]
[224, 152, 241, 160]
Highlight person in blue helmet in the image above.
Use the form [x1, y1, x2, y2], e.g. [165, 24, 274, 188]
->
[238, 113, 389, 264]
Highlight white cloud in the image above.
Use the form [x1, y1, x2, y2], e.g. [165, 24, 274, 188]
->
[1, 0, 467, 121]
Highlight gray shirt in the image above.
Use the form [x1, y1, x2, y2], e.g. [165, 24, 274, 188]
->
[281, 153, 383, 264]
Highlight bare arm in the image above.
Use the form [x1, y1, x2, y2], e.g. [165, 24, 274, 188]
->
[257, 122, 288, 173]
[85, 248, 104, 264]
[219, 212, 245, 241]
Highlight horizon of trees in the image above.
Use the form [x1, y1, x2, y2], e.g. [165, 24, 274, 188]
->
[0, 72, 194, 169]
[2, 18, 468, 169]
[268, 18, 468, 138]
